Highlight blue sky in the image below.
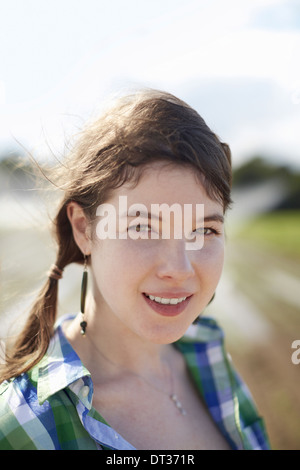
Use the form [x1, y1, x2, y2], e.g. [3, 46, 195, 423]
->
[0, 0, 299, 167]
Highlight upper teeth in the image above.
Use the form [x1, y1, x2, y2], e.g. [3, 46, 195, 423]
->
[146, 294, 187, 305]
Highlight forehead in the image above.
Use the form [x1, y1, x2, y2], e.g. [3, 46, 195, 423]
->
[107, 162, 222, 212]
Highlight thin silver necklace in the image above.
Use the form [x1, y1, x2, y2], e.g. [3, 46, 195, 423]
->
[86, 333, 187, 416]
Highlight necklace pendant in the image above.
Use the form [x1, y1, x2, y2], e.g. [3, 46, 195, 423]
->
[170, 394, 187, 416]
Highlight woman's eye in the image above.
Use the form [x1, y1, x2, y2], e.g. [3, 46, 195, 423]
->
[193, 227, 218, 236]
[128, 224, 151, 233]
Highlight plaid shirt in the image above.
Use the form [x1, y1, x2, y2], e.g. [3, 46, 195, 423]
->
[0, 314, 270, 450]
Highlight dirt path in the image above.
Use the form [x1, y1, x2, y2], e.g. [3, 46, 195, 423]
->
[207, 239, 300, 450]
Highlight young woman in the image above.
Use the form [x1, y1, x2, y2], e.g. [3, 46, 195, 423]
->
[0, 90, 270, 450]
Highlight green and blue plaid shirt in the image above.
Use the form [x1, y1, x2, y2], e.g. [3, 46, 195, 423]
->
[0, 315, 270, 450]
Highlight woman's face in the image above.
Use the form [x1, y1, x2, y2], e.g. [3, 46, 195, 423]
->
[89, 162, 225, 344]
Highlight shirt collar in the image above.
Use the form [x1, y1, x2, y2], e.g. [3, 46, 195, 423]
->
[37, 315, 90, 404]
[177, 316, 224, 346]
[36, 315, 223, 405]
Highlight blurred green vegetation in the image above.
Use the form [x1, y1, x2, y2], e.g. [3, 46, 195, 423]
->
[1, 151, 300, 207]
[231, 155, 300, 259]
[233, 155, 291, 187]
[0, 151, 32, 173]
[0, 151, 37, 192]
[235, 210, 300, 259]
[232, 155, 300, 210]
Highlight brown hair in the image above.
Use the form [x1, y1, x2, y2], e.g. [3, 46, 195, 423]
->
[1, 89, 232, 382]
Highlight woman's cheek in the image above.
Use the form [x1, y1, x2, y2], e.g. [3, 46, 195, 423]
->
[191, 238, 225, 276]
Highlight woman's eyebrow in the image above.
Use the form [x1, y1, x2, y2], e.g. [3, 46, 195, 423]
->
[119, 210, 162, 221]
[202, 214, 224, 224]
[119, 211, 224, 223]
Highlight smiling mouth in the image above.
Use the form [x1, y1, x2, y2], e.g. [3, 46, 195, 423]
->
[142, 292, 193, 317]
[144, 293, 188, 305]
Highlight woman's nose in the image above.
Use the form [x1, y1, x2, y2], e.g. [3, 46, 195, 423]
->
[155, 239, 195, 281]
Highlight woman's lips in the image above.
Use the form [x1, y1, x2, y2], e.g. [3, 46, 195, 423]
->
[142, 292, 193, 317]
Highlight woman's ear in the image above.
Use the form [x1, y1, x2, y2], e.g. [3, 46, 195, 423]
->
[66, 201, 92, 255]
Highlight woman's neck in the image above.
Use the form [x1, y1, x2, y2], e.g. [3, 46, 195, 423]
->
[64, 295, 174, 385]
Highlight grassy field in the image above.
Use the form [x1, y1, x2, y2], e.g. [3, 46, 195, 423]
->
[233, 210, 300, 259]
[207, 210, 300, 450]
